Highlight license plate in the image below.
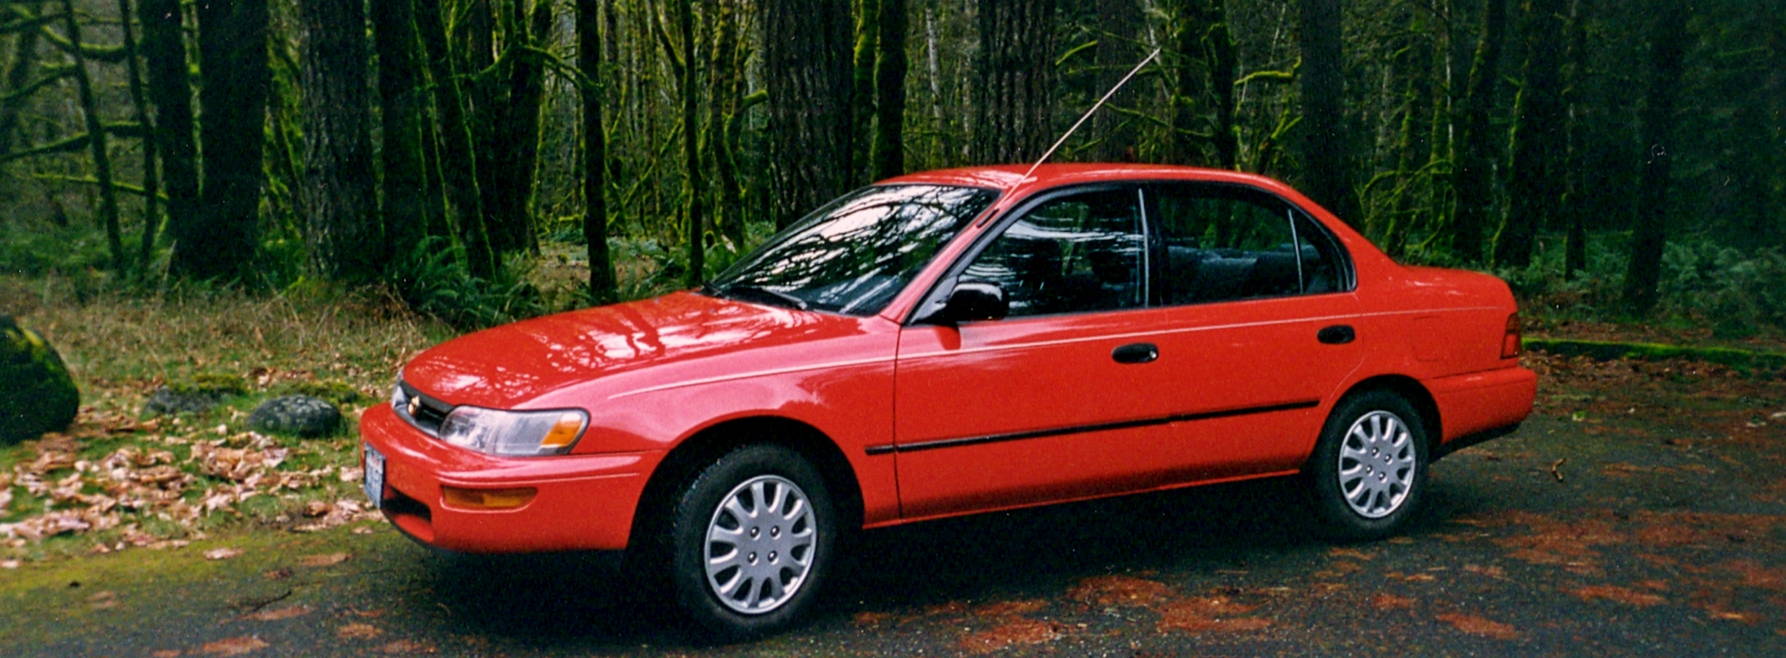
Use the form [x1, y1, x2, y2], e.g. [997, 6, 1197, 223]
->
[363, 444, 386, 509]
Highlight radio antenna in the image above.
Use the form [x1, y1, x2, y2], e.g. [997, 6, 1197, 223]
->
[1018, 48, 1161, 186]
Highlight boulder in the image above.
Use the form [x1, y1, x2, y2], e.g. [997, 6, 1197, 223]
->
[1, 315, 81, 445]
[249, 395, 342, 438]
[144, 373, 249, 416]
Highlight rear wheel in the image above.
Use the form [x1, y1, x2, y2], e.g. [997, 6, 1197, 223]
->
[1307, 390, 1428, 541]
[667, 444, 836, 640]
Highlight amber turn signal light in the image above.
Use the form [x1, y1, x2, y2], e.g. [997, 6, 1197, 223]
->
[538, 412, 586, 451]
[1501, 313, 1523, 359]
[441, 486, 538, 510]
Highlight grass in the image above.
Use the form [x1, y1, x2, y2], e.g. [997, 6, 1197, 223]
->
[1, 274, 458, 562]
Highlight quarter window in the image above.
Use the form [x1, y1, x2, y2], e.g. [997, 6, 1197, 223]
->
[962, 189, 1147, 318]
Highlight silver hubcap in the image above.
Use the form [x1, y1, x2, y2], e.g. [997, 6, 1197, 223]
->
[704, 475, 817, 615]
[1337, 410, 1417, 519]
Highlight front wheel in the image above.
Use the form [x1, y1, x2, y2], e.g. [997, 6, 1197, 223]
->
[667, 444, 836, 640]
[1307, 390, 1429, 541]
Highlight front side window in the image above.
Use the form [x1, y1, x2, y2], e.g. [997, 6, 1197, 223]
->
[708, 185, 998, 315]
[961, 189, 1146, 318]
[1153, 185, 1346, 305]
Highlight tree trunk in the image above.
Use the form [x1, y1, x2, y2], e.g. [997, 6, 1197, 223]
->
[59, 0, 123, 272]
[413, 0, 496, 278]
[371, 0, 428, 266]
[1166, 0, 1213, 166]
[1208, 2, 1237, 171]
[851, 0, 879, 184]
[1495, 0, 1567, 268]
[870, 0, 907, 181]
[1380, 12, 1435, 256]
[580, 0, 616, 303]
[1450, 0, 1508, 264]
[1563, 0, 1590, 276]
[181, 0, 270, 281]
[711, 0, 746, 245]
[971, 0, 1055, 164]
[677, 0, 705, 286]
[1296, 0, 1358, 224]
[136, 0, 198, 265]
[1088, 0, 1143, 162]
[479, 0, 551, 256]
[118, 0, 161, 281]
[1622, 0, 1689, 314]
[299, 0, 380, 282]
[0, 1, 45, 189]
[763, 0, 853, 228]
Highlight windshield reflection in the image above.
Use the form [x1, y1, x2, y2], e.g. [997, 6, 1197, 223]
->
[708, 185, 997, 316]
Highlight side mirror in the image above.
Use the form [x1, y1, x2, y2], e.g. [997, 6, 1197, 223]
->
[942, 281, 1007, 323]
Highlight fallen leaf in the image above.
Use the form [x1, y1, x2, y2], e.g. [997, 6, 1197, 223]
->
[338, 623, 384, 640]
[973, 599, 1049, 618]
[1570, 585, 1665, 607]
[852, 611, 895, 626]
[1371, 593, 1416, 610]
[1436, 613, 1520, 640]
[151, 650, 182, 658]
[1067, 574, 1173, 606]
[199, 635, 268, 656]
[245, 605, 311, 622]
[958, 619, 1063, 653]
[298, 552, 349, 567]
[0, 560, 19, 569]
[1329, 547, 1374, 561]
[379, 640, 436, 654]
[204, 548, 243, 561]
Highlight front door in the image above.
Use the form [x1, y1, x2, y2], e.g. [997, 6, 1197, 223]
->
[893, 187, 1183, 518]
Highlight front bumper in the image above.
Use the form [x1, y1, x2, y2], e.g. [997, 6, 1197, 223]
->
[359, 404, 664, 553]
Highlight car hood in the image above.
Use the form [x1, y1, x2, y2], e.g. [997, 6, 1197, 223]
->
[401, 292, 876, 409]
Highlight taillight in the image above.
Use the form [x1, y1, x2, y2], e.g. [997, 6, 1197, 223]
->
[1501, 313, 1522, 359]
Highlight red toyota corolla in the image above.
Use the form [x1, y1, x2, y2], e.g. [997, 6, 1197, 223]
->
[361, 164, 1535, 637]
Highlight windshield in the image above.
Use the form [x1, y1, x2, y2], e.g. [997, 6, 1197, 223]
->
[707, 185, 998, 315]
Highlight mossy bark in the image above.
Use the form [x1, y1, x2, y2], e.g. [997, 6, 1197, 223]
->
[1450, 0, 1507, 264]
[371, 0, 429, 268]
[1622, 0, 1688, 314]
[1496, 0, 1567, 269]
[58, 0, 124, 274]
[181, 0, 269, 282]
[971, 0, 1055, 164]
[870, 0, 907, 181]
[413, 0, 496, 278]
[299, 0, 381, 282]
[580, 0, 616, 303]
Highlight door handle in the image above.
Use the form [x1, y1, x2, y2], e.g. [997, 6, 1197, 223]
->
[1318, 325, 1355, 345]
[1112, 343, 1159, 364]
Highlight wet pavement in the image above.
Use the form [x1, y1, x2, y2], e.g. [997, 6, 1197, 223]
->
[4, 352, 1784, 656]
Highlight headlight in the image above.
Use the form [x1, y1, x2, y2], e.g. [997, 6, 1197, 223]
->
[437, 407, 588, 456]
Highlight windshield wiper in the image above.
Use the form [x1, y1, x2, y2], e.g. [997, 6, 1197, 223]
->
[709, 283, 809, 310]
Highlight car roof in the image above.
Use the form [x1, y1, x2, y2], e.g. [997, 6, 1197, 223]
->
[877, 163, 1292, 192]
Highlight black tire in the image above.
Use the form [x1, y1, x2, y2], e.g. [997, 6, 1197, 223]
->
[667, 443, 836, 640]
[1307, 390, 1429, 541]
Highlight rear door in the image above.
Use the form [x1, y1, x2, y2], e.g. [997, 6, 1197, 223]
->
[1140, 182, 1364, 477]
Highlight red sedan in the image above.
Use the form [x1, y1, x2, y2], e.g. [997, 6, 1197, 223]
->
[361, 164, 1535, 638]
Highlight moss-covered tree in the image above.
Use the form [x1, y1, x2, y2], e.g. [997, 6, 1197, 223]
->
[299, 0, 380, 281]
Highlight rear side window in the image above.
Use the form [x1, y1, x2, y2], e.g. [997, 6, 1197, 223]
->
[1151, 185, 1347, 305]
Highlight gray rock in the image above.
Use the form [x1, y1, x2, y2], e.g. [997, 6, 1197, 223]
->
[1, 315, 80, 445]
[248, 395, 342, 438]
[144, 387, 224, 416]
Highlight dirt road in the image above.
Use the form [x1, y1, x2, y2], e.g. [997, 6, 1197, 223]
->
[4, 351, 1784, 656]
